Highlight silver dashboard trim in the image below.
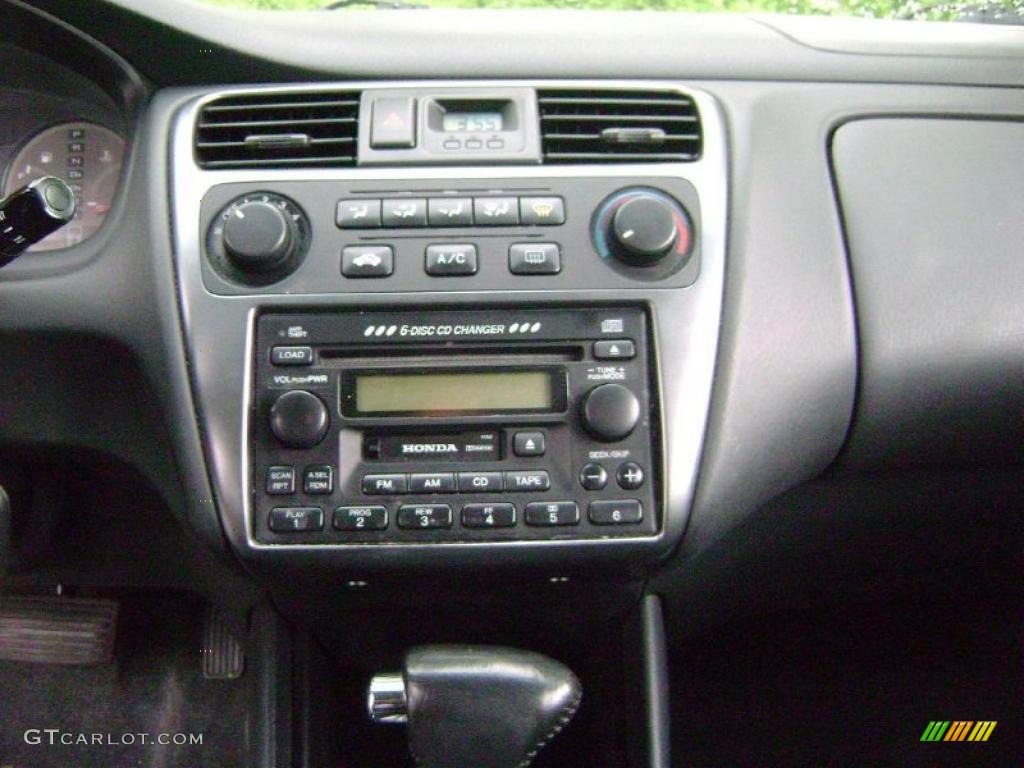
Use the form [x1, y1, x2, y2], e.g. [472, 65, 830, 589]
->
[169, 80, 727, 565]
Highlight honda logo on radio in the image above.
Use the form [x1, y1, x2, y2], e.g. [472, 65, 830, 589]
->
[402, 443, 459, 454]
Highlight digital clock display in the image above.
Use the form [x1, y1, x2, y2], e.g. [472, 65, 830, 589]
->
[441, 112, 504, 133]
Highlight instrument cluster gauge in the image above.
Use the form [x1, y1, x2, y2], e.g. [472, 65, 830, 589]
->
[3, 122, 125, 252]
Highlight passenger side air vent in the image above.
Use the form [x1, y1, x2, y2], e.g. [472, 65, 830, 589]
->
[195, 91, 360, 169]
[537, 89, 701, 164]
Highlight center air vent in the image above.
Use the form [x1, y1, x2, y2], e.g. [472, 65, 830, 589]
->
[538, 89, 701, 164]
[195, 91, 360, 169]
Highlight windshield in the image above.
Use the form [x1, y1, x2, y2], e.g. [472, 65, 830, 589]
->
[195, 0, 1024, 23]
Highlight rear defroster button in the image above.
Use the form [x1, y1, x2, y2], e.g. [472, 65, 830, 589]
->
[509, 243, 561, 275]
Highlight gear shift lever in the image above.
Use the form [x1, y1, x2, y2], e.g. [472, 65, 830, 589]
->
[368, 645, 582, 768]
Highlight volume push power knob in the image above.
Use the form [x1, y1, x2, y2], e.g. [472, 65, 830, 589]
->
[581, 384, 641, 442]
[270, 390, 329, 449]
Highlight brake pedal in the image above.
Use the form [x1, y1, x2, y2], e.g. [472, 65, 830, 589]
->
[0, 595, 117, 665]
[202, 604, 244, 679]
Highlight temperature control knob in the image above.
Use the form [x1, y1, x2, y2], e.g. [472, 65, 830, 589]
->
[611, 194, 678, 264]
[593, 187, 693, 273]
[207, 193, 310, 286]
[270, 390, 328, 449]
[580, 383, 640, 442]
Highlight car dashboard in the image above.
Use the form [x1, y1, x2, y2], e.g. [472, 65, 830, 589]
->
[0, 0, 1021, 765]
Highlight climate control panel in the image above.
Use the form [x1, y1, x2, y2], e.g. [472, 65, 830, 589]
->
[199, 177, 700, 295]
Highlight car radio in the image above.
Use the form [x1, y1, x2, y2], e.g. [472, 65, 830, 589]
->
[251, 306, 659, 544]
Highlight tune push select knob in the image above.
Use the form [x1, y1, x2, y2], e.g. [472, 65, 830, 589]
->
[270, 390, 329, 448]
[207, 192, 310, 285]
[581, 384, 641, 442]
[593, 187, 693, 271]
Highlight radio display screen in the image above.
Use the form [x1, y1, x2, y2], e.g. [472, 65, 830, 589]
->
[353, 370, 554, 415]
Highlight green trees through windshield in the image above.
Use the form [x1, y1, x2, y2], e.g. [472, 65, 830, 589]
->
[200, 0, 1023, 23]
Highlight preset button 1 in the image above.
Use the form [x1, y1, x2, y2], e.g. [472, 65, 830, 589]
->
[269, 507, 324, 533]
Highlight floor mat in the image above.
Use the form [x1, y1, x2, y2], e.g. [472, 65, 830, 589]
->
[0, 590, 251, 768]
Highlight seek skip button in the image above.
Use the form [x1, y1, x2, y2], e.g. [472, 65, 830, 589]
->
[504, 470, 550, 492]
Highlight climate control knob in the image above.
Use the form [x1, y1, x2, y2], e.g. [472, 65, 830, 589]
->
[611, 194, 678, 264]
[270, 390, 328, 449]
[593, 187, 693, 272]
[207, 193, 310, 286]
[580, 383, 640, 442]
[222, 199, 294, 272]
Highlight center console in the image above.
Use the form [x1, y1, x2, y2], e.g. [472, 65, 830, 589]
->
[169, 81, 726, 570]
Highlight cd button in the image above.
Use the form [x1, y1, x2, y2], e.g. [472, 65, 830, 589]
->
[397, 504, 453, 529]
[363, 474, 408, 495]
[334, 505, 388, 531]
[525, 501, 579, 526]
[409, 472, 456, 494]
[504, 470, 550, 492]
[462, 503, 516, 528]
[458, 471, 504, 493]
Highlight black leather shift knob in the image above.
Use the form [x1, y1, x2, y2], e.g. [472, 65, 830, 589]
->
[400, 645, 582, 768]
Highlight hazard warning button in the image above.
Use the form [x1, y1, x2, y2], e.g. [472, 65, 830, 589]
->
[370, 97, 416, 149]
